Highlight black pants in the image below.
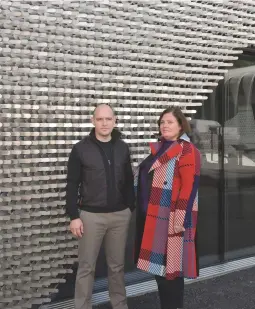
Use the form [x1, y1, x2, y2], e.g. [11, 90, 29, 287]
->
[155, 275, 184, 309]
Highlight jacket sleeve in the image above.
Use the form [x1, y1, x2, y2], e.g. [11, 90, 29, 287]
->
[66, 145, 82, 220]
[174, 145, 200, 228]
[124, 146, 135, 211]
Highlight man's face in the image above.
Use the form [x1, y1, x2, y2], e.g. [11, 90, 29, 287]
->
[92, 105, 116, 138]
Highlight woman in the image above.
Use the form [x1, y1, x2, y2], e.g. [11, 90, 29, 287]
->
[134, 106, 201, 309]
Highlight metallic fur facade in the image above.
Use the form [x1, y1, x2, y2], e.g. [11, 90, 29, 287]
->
[1, 1, 255, 308]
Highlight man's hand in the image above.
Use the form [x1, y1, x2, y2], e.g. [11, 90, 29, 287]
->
[174, 225, 185, 234]
[70, 218, 84, 238]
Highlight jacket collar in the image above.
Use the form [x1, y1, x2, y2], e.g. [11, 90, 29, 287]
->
[149, 133, 190, 172]
[89, 128, 121, 143]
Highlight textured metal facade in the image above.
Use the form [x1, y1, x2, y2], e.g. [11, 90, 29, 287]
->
[1, 1, 255, 308]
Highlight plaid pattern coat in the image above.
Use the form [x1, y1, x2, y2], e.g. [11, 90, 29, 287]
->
[134, 134, 201, 280]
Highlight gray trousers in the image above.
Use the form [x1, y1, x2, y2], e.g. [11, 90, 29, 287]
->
[75, 208, 132, 309]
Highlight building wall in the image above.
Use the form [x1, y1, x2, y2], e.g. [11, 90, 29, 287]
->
[1, 1, 255, 308]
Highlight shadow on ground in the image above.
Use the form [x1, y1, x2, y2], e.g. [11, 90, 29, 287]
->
[95, 267, 255, 309]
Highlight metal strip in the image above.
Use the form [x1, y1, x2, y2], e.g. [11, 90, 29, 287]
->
[40, 256, 255, 309]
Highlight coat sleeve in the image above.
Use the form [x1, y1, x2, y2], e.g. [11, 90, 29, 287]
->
[174, 144, 200, 228]
[66, 145, 82, 220]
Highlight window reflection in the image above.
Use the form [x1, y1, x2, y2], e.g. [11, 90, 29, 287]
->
[191, 54, 255, 262]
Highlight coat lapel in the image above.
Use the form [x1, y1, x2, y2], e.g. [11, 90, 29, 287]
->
[149, 133, 190, 172]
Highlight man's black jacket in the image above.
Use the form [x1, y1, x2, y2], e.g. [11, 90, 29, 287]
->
[66, 128, 135, 220]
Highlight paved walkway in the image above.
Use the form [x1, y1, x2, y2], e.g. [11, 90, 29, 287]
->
[96, 267, 255, 309]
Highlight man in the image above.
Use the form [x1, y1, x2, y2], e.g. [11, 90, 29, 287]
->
[66, 104, 135, 309]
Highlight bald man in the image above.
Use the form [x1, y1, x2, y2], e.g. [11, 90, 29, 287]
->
[66, 104, 135, 309]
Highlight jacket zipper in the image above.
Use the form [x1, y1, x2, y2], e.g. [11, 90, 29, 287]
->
[93, 140, 115, 207]
[91, 138, 114, 208]
[97, 144, 113, 190]
[101, 147, 111, 166]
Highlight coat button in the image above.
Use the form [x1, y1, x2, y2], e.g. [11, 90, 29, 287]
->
[164, 181, 167, 185]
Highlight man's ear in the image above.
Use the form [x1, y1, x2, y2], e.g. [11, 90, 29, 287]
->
[91, 116, 95, 126]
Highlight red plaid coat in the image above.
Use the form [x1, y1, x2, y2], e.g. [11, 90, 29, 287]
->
[134, 134, 201, 280]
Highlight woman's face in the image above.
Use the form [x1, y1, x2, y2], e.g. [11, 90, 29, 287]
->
[159, 112, 182, 141]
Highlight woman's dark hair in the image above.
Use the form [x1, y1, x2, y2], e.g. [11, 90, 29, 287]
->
[157, 106, 191, 137]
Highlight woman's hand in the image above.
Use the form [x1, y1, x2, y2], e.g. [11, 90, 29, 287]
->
[174, 225, 185, 234]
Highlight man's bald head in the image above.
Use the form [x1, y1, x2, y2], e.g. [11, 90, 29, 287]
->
[93, 104, 115, 118]
[91, 104, 116, 141]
